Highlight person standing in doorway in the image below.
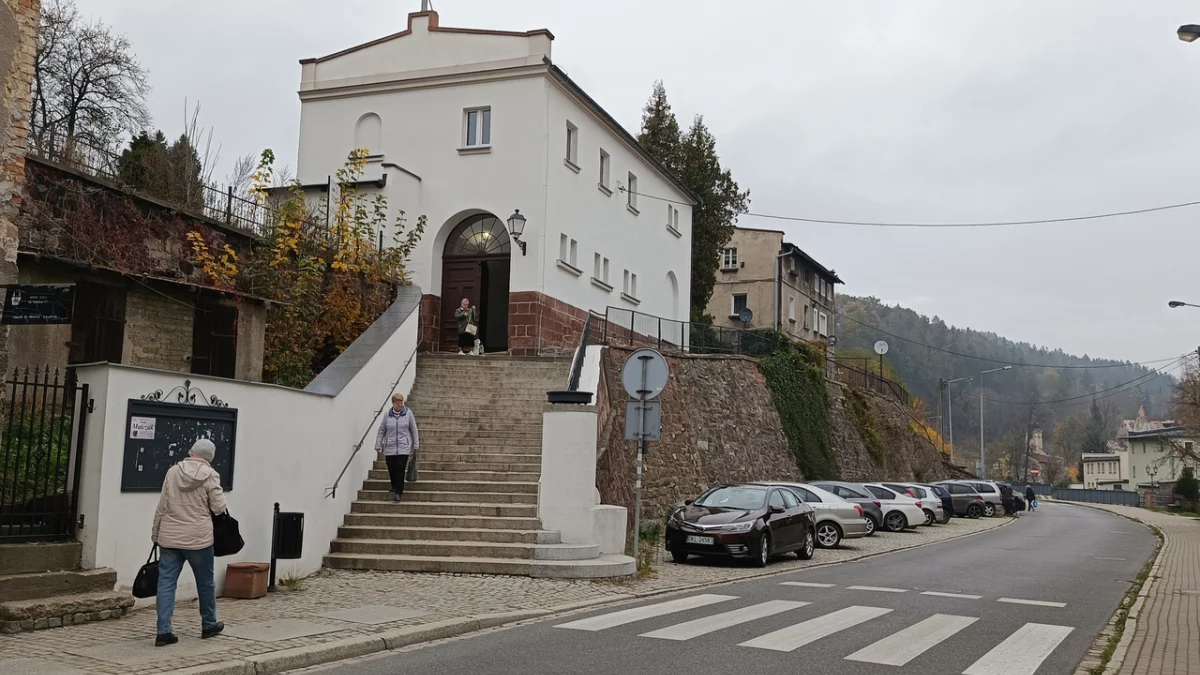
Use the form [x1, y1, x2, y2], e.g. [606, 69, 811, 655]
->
[375, 392, 419, 501]
[1025, 485, 1037, 512]
[151, 439, 227, 647]
[455, 298, 478, 355]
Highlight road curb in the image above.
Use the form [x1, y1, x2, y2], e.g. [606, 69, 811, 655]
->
[158, 518, 1013, 674]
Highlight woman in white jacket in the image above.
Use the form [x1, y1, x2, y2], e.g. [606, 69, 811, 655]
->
[375, 392, 420, 501]
[151, 438, 228, 647]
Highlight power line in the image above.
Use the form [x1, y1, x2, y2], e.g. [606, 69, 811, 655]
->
[620, 187, 1200, 228]
[980, 355, 1192, 407]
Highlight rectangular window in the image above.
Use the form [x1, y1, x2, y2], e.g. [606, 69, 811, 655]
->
[630, 273, 638, 298]
[599, 150, 610, 190]
[627, 173, 638, 210]
[673, 207, 680, 231]
[569, 239, 578, 267]
[722, 248, 738, 270]
[818, 312, 828, 336]
[623, 270, 631, 295]
[788, 296, 796, 323]
[732, 294, 748, 317]
[464, 107, 491, 147]
[593, 253, 602, 279]
[559, 233, 568, 261]
[603, 258, 610, 283]
[565, 121, 578, 165]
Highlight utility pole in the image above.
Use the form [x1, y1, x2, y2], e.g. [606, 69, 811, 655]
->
[979, 366, 1014, 479]
[938, 379, 945, 455]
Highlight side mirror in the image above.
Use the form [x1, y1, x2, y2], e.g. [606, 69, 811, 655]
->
[684, 499, 693, 506]
[770, 504, 786, 514]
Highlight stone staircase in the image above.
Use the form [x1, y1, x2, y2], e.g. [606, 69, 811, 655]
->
[324, 354, 633, 578]
[0, 541, 133, 633]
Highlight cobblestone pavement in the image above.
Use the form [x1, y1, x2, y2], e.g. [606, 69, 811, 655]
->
[1061, 503, 1199, 675]
[0, 515, 1007, 675]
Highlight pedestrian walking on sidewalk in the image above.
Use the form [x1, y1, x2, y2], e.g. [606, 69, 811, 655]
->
[151, 439, 228, 647]
[376, 392, 420, 502]
[455, 298, 479, 355]
[1026, 485, 1037, 512]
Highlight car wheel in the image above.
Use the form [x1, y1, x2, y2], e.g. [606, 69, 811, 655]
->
[922, 509, 935, 527]
[753, 533, 771, 568]
[815, 522, 842, 549]
[983, 503, 996, 518]
[797, 528, 815, 560]
[884, 511, 907, 532]
[967, 503, 983, 519]
[863, 515, 877, 537]
[670, 550, 689, 564]
[939, 510, 952, 524]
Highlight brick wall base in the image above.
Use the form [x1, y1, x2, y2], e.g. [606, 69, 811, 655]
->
[419, 294, 441, 352]
[418, 290, 589, 356]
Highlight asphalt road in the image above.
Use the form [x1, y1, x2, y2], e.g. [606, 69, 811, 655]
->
[313, 502, 1155, 675]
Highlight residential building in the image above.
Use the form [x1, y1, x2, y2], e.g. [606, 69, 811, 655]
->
[705, 227, 842, 351]
[1082, 453, 1125, 490]
[1124, 426, 1200, 490]
[293, 10, 695, 355]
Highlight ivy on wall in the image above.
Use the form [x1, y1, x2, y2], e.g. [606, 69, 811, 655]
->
[844, 387, 886, 468]
[757, 339, 836, 479]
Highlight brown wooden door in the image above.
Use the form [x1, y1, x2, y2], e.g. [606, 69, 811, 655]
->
[192, 292, 238, 379]
[441, 260, 481, 349]
[68, 282, 127, 364]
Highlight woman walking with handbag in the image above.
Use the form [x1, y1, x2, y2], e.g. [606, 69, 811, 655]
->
[151, 439, 228, 647]
[455, 298, 479, 355]
[375, 392, 420, 501]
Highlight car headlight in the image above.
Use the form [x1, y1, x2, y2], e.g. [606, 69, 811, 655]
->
[715, 521, 755, 532]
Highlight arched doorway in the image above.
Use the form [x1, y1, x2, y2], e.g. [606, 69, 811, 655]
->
[441, 213, 511, 352]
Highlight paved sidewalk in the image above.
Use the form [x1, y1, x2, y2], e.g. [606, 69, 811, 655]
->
[0, 516, 1006, 675]
[1063, 503, 1199, 675]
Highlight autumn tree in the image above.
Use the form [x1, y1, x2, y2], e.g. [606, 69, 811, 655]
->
[31, 0, 150, 152]
[636, 82, 749, 320]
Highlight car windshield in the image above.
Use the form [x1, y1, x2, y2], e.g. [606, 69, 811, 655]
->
[694, 486, 767, 510]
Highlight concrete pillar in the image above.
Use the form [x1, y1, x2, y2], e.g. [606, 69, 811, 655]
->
[538, 403, 599, 545]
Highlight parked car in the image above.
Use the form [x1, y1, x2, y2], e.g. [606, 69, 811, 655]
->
[761, 482, 871, 549]
[665, 484, 816, 567]
[917, 483, 956, 522]
[806, 481, 884, 537]
[933, 481, 986, 518]
[939, 480, 1004, 517]
[886, 483, 948, 525]
[862, 483, 926, 530]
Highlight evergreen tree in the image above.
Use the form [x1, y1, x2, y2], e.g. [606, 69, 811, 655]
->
[637, 81, 682, 173]
[116, 130, 205, 211]
[1175, 467, 1199, 505]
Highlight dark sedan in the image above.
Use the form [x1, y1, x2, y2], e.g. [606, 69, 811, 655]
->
[665, 484, 816, 567]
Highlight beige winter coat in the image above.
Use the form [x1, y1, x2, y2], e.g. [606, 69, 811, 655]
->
[151, 457, 228, 550]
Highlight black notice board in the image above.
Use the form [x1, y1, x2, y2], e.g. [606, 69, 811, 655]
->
[121, 400, 237, 492]
[2, 284, 75, 324]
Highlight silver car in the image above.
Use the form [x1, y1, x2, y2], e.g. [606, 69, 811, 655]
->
[764, 482, 870, 549]
[887, 483, 949, 525]
[937, 479, 1004, 517]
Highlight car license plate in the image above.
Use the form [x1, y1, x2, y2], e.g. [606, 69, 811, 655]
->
[685, 535, 714, 545]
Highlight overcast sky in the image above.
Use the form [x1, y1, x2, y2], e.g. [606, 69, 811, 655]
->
[77, 0, 1200, 365]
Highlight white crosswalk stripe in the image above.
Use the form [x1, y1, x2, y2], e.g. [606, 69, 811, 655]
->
[640, 600, 810, 641]
[845, 613, 979, 666]
[963, 623, 1074, 675]
[739, 605, 893, 652]
[554, 594, 736, 632]
[780, 581, 836, 588]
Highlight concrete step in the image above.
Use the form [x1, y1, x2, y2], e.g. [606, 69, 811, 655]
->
[350, 500, 538, 517]
[327, 539, 600, 561]
[375, 459, 541, 472]
[408, 400, 551, 413]
[343, 513, 544, 530]
[413, 461, 542, 474]
[414, 412, 545, 425]
[0, 590, 134, 634]
[0, 541, 81, 576]
[409, 394, 550, 406]
[366, 479, 538, 495]
[0, 568, 115, 603]
[411, 382, 559, 393]
[412, 442, 542, 453]
[417, 421, 545, 434]
[419, 432, 543, 445]
[369, 469, 540, 483]
[323, 553, 635, 579]
[358, 489, 537, 504]
[336, 525, 560, 544]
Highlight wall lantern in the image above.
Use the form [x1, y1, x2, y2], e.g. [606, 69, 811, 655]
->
[507, 209, 528, 256]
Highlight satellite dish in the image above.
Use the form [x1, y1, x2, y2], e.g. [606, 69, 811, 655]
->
[874, 340, 889, 356]
[738, 307, 753, 324]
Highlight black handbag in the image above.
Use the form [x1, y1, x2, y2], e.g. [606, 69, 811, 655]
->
[132, 546, 159, 598]
[405, 455, 418, 483]
[212, 510, 245, 557]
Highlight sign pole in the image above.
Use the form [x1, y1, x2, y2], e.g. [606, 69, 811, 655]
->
[632, 355, 650, 564]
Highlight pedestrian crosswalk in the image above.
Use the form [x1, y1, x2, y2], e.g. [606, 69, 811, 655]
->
[554, 593, 1075, 674]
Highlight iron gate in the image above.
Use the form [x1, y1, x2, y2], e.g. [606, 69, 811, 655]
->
[0, 367, 89, 541]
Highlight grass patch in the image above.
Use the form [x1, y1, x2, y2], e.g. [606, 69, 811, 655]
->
[1086, 523, 1162, 675]
[277, 572, 307, 591]
[637, 522, 663, 578]
[843, 387, 885, 467]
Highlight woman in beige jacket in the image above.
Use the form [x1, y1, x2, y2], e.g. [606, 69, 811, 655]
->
[151, 439, 228, 647]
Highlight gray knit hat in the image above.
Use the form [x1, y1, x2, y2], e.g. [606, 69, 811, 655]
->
[190, 438, 216, 461]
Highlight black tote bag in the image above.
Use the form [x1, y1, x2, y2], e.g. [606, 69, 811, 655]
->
[132, 546, 159, 598]
[212, 511, 245, 557]
[405, 455, 418, 483]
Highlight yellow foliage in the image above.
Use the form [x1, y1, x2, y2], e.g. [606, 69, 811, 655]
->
[186, 231, 239, 290]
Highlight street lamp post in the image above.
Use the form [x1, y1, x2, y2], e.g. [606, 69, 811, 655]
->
[979, 366, 1014, 479]
[1179, 25, 1200, 42]
[1168, 300, 1200, 309]
[943, 376, 972, 463]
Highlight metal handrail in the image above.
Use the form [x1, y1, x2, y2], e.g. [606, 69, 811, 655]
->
[565, 312, 599, 392]
[324, 343, 420, 499]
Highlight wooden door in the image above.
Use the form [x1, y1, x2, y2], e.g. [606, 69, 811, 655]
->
[68, 282, 127, 364]
[441, 260, 481, 349]
[192, 292, 238, 378]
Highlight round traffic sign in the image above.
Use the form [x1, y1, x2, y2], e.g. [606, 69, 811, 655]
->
[621, 348, 669, 400]
[874, 340, 889, 356]
[1029, 467, 1041, 477]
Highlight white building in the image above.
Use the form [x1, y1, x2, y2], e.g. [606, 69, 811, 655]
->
[1082, 453, 1124, 490]
[1123, 426, 1199, 490]
[294, 10, 695, 355]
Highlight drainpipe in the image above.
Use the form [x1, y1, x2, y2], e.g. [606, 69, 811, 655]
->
[773, 249, 789, 332]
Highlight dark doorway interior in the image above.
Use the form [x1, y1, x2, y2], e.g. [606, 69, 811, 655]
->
[68, 281, 127, 364]
[192, 291, 238, 378]
[440, 213, 512, 352]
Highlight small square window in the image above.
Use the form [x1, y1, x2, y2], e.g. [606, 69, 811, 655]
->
[732, 294, 748, 317]
[599, 150, 610, 190]
[627, 173, 638, 210]
[565, 122, 578, 165]
[464, 107, 491, 148]
[722, 248, 738, 270]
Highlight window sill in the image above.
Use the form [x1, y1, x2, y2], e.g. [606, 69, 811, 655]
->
[728, 314, 745, 320]
[721, 267, 739, 273]
[564, 158, 581, 173]
[591, 277, 614, 292]
[458, 145, 492, 155]
[621, 292, 641, 306]
[789, 318, 797, 324]
[556, 259, 584, 277]
[667, 225, 682, 238]
[626, 204, 640, 216]
[598, 183, 612, 197]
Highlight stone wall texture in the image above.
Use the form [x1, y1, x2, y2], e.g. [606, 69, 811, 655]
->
[825, 382, 955, 483]
[122, 286, 194, 372]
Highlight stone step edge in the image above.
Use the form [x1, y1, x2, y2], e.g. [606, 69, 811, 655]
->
[329, 538, 592, 551]
[337, 526, 558, 538]
[0, 591, 134, 633]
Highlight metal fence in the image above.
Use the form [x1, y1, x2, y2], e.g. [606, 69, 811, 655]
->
[1, 367, 88, 541]
[828, 360, 910, 406]
[1051, 488, 1141, 507]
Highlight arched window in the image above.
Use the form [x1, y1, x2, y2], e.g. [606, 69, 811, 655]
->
[444, 214, 511, 257]
[354, 113, 382, 155]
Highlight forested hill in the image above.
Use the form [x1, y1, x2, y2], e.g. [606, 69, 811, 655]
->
[836, 296, 1183, 480]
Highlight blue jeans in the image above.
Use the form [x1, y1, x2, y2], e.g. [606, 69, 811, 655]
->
[156, 546, 218, 635]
